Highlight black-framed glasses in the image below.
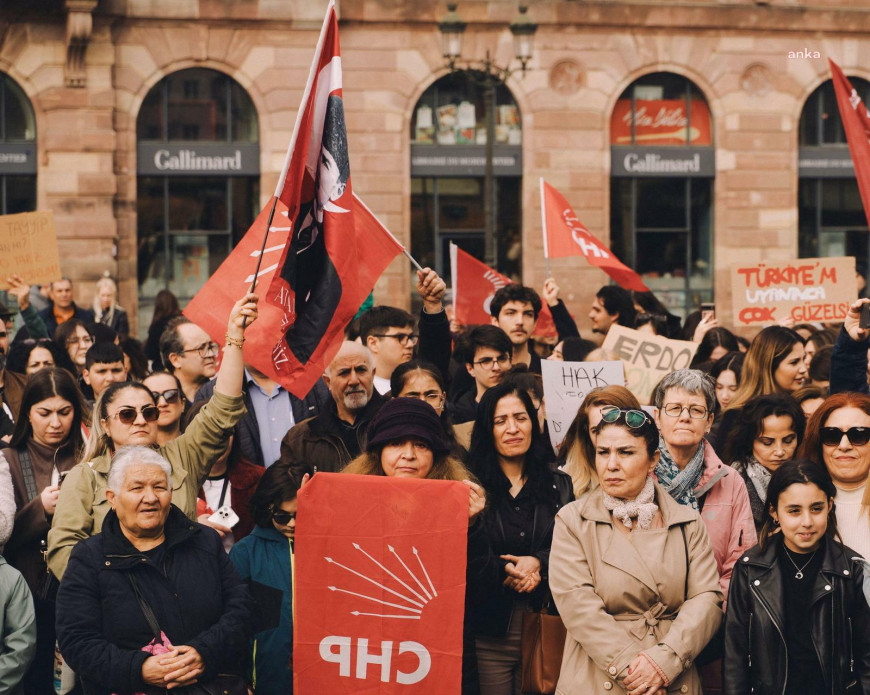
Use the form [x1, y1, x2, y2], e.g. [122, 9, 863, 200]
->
[108, 405, 160, 425]
[821, 427, 870, 447]
[600, 405, 651, 429]
[371, 332, 419, 346]
[271, 510, 297, 525]
[662, 403, 709, 419]
[472, 354, 511, 370]
[150, 389, 181, 405]
[181, 342, 219, 358]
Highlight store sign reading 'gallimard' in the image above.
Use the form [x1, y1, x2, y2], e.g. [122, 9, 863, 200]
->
[137, 143, 259, 176]
[610, 146, 715, 178]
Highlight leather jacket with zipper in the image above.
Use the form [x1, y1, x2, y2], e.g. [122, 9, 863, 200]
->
[723, 534, 870, 695]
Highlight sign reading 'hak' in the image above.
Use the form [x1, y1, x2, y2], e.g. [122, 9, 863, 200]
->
[0, 211, 62, 290]
[730, 257, 856, 326]
[294, 473, 468, 693]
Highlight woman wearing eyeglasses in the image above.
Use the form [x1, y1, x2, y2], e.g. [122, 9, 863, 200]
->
[796, 392, 870, 561]
[549, 407, 723, 695]
[465, 382, 573, 695]
[652, 369, 757, 600]
[46, 293, 259, 582]
[54, 319, 93, 375]
[142, 370, 186, 445]
[228, 464, 300, 695]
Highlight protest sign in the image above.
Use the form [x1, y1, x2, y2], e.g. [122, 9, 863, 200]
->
[602, 325, 698, 404]
[730, 256, 856, 326]
[295, 473, 468, 693]
[541, 359, 625, 454]
[0, 211, 61, 289]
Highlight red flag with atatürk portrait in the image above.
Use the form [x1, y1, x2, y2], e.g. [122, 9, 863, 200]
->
[829, 59, 870, 230]
[294, 473, 468, 693]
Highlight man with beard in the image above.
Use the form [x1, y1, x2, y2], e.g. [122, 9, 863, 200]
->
[489, 284, 543, 374]
[160, 316, 219, 404]
[278, 341, 383, 482]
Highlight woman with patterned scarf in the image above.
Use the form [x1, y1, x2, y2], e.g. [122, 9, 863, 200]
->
[652, 369, 757, 599]
[723, 394, 806, 532]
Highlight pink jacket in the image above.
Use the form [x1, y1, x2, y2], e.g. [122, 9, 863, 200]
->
[696, 440, 757, 596]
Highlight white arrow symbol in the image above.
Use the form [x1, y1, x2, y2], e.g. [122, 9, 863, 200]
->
[351, 611, 420, 620]
[328, 586, 421, 613]
[353, 543, 427, 604]
[324, 557, 423, 608]
[388, 545, 432, 601]
[413, 547, 437, 598]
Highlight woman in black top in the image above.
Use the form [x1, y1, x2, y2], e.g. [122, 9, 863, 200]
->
[466, 381, 573, 695]
[723, 459, 870, 695]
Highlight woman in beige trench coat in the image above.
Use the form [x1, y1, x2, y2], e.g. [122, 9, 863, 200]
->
[550, 407, 723, 695]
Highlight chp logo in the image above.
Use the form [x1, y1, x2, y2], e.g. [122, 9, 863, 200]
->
[295, 474, 468, 694]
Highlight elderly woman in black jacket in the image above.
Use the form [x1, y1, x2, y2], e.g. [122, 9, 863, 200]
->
[466, 382, 574, 695]
[55, 446, 253, 695]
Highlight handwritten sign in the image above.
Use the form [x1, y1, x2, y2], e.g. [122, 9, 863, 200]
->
[602, 325, 698, 405]
[541, 360, 625, 454]
[0, 211, 62, 289]
[730, 257, 856, 326]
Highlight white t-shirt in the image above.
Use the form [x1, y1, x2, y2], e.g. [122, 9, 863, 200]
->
[373, 375, 391, 395]
[835, 483, 870, 560]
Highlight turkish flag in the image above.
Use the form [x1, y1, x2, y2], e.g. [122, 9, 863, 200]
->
[829, 59, 870, 230]
[540, 178, 649, 292]
[449, 243, 557, 337]
[183, 193, 401, 398]
[294, 473, 468, 693]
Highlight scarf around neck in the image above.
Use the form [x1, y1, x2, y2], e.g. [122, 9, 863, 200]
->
[743, 455, 772, 504]
[656, 436, 706, 510]
[602, 476, 658, 530]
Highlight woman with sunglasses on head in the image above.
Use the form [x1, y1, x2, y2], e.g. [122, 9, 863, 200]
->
[723, 459, 870, 695]
[550, 406, 723, 695]
[142, 370, 186, 445]
[229, 464, 299, 695]
[46, 293, 259, 582]
[1, 367, 85, 695]
[797, 392, 870, 561]
[465, 382, 573, 695]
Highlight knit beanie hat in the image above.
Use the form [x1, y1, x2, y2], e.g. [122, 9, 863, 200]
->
[366, 397, 451, 456]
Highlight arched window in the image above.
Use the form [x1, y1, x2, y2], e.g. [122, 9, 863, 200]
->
[136, 68, 259, 330]
[410, 71, 522, 282]
[798, 77, 870, 274]
[609, 72, 714, 318]
[0, 73, 37, 214]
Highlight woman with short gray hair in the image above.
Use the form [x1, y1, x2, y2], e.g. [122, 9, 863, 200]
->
[652, 369, 756, 598]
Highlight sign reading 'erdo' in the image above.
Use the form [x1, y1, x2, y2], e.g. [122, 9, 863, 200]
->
[294, 473, 468, 693]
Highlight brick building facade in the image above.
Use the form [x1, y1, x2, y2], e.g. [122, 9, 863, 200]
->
[1, 0, 868, 336]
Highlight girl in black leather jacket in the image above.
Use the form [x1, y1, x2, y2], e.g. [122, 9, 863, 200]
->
[724, 459, 870, 695]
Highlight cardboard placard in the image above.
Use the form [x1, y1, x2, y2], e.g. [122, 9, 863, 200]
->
[730, 256, 856, 326]
[541, 359, 625, 454]
[602, 325, 698, 405]
[0, 211, 62, 290]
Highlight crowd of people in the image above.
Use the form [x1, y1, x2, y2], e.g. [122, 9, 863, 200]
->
[0, 266, 868, 695]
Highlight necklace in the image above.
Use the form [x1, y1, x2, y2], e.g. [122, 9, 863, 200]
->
[784, 546, 817, 580]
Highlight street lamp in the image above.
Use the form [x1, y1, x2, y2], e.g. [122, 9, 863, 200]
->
[438, 3, 537, 269]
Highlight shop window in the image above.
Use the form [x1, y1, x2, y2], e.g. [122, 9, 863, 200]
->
[0, 73, 37, 214]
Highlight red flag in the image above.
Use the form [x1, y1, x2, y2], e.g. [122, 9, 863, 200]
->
[540, 178, 649, 292]
[449, 243, 557, 338]
[829, 59, 870, 230]
[294, 473, 468, 693]
[184, 193, 401, 398]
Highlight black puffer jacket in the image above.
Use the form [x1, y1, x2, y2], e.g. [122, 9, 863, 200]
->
[724, 535, 870, 695]
[56, 505, 253, 695]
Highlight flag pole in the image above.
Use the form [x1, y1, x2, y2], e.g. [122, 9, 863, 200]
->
[248, 196, 280, 295]
[352, 193, 425, 272]
[540, 177, 552, 277]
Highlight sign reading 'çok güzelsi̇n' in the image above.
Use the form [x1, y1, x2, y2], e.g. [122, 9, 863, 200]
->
[294, 473, 468, 694]
[602, 325, 698, 405]
[730, 257, 856, 326]
[0, 211, 62, 290]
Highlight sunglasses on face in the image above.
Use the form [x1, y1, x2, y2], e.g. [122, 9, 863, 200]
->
[271, 510, 297, 525]
[820, 427, 870, 447]
[600, 405, 651, 429]
[108, 405, 160, 425]
[151, 389, 181, 404]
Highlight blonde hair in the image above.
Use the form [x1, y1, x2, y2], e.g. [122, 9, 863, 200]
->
[81, 382, 156, 462]
[93, 276, 123, 324]
[343, 451, 476, 483]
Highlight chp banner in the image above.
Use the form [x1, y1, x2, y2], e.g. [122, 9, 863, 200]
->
[829, 59, 870, 230]
[449, 242, 557, 338]
[540, 359, 625, 454]
[295, 473, 468, 693]
[602, 325, 698, 405]
[0, 211, 62, 289]
[730, 257, 856, 326]
[540, 179, 649, 292]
